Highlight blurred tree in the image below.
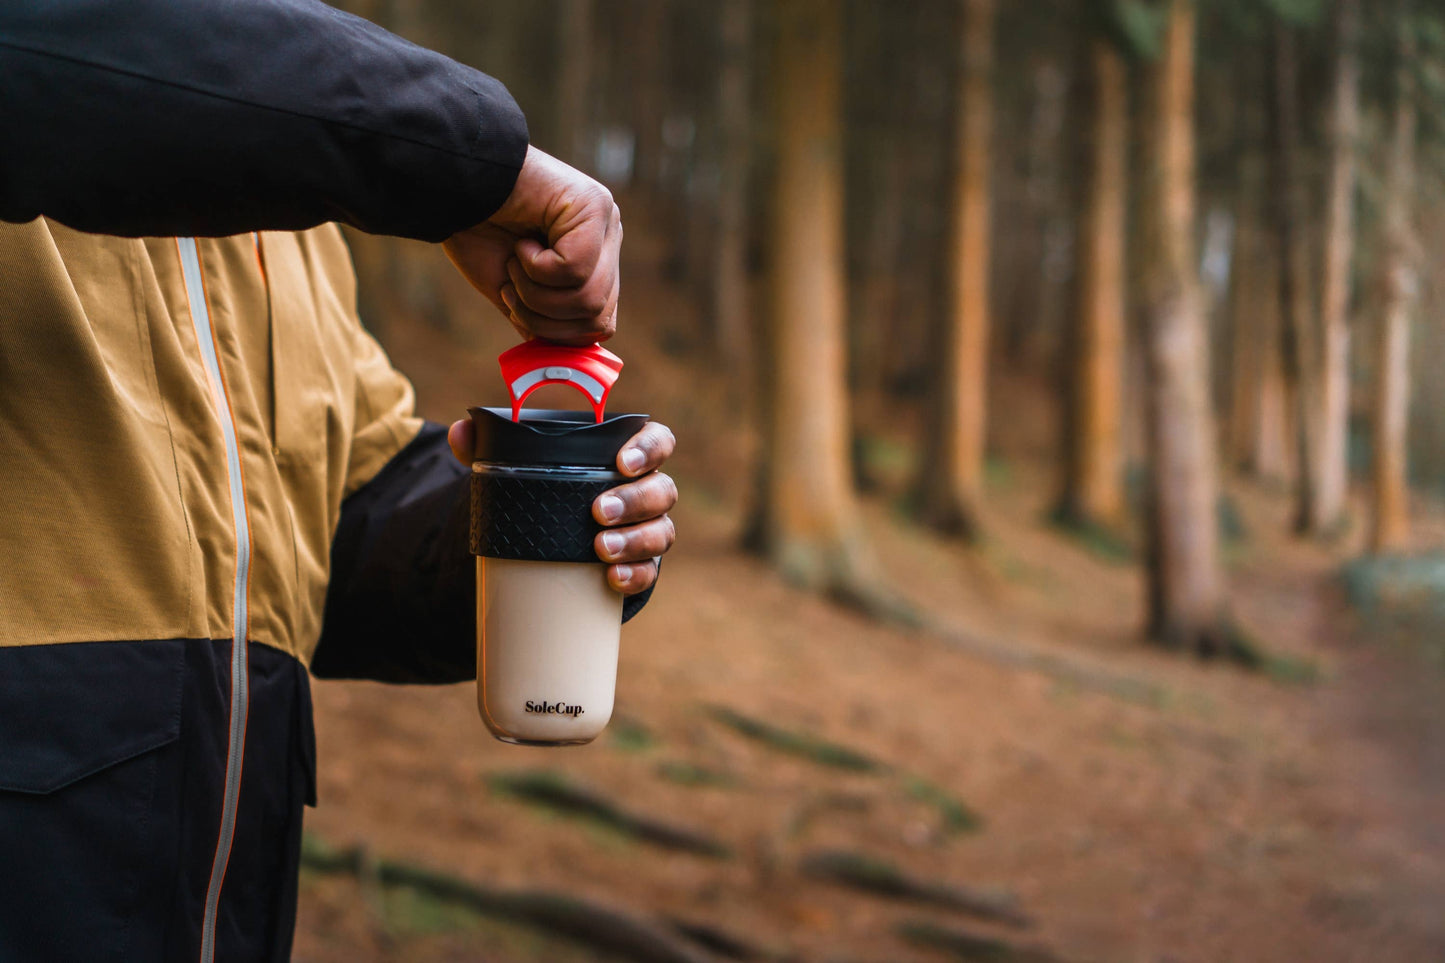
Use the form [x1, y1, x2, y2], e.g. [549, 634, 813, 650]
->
[630, 0, 667, 190]
[1371, 2, 1418, 553]
[1252, 243, 1295, 481]
[712, 0, 752, 376]
[1267, 18, 1321, 533]
[845, 0, 951, 461]
[918, 0, 996, 539]
[1207, 0, 1299, 486]
[1225, 148, 1266, 471]
[555, 0, 594, 167]
[1139, 0, 1229, 651]
[757, 0, 875, 595]
[1313, 0, 1361, 536]
[1058, 28, 1129, 532]
[1008, 53, 1072, 366]
[844, 0, 901, 480]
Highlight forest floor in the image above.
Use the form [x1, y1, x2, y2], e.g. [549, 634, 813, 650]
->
[292, 244, 1445, 963]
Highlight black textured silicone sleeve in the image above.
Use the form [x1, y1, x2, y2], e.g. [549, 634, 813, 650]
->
[469, 471, 615, 563]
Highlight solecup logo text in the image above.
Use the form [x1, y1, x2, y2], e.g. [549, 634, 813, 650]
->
[525, 700, 585, 717]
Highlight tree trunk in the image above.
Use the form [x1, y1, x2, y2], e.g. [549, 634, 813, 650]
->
[851, 147, 905, 490]
[1252, 246, 1294, 482]
[1313, 0, 1361, 536]
[1225, 155, 1263, 471]
[712, 0, 751, 375]
[762, 0, 873, 592]
[631, 0, 666, 188]
[918, 0, 995, 538]
[1009, 58, 1070, 366]
[1059, 39, 1127, 530]
[1371, 10, 1417, 554]
[1266, 23, 1320, 533]
[555, 0, 594, 167]
[1139, 0, 1228, 652]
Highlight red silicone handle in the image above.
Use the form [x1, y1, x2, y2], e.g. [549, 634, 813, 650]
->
[498, 340, 623, 423]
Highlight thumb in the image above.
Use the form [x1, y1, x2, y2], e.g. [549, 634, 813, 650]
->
[446, 420, 474, 466]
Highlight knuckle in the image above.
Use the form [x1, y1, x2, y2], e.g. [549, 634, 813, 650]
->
[642, 475, 670, 509]
[558, 261, 590, 287]
[646, 422, 671, 450]
[583, 288, 609, 317]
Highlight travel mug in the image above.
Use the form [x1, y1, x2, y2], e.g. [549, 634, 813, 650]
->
[468, 341, 648, 746]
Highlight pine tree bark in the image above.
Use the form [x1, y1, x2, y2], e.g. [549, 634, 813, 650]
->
[1059, 39, 1127, 530]
[1253, 246, 1294, 482]
[631, 0, 666, 188]
[1226, 155, 1263, 471]
[851, 146, 905, 489]
[919, 0, 995, 538]
[1139, 0, 1227, 652]
[761, 0, 873, 591]
[713, 0, 751, 375]
[1266, 23, 1320, 533]
[1371, 10, 1417, 554]
[1009, 59, 1069, 365]
[1313, 0, 1361, 536]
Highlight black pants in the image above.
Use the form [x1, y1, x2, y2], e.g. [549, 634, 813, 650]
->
[0, 639, 315, 962]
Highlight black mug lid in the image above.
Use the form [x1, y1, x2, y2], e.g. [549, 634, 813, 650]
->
[468, 406, 650, 468]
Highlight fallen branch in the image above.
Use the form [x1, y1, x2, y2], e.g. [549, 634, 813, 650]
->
[896, 920, 1064, 962]
[926, 619, 1169, 708]
[706, 706, 887, 774]
[301, 835, 722, 963]
[801, 850, 1029, 928]
[665, 917, 771, 961]
[489, 769, 732, 858]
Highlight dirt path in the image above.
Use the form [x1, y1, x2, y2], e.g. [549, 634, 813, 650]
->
[290, 478, 1445, 963]
[1302, 587, 1445, 961]
[288, 310, 1445, 963]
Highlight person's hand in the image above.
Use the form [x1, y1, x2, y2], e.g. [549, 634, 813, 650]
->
[447, 420, 676, 595]
[443, 146, 622, 345]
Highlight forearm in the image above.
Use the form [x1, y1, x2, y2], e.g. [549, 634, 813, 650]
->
[312, 423, 475, 683]
[0, 0, 527, 240]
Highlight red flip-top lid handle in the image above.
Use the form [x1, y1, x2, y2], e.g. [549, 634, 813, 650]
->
[498, 340, 623, 423]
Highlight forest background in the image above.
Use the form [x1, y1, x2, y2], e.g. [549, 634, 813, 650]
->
[293, 2, 1445, 961]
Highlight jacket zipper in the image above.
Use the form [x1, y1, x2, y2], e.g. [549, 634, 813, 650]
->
[177, 238, 253, 963]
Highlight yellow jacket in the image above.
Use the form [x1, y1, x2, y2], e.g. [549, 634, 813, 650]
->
[0, 220, 421, 663]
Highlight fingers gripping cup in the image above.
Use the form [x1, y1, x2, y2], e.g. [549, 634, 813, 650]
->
[469, 341, 646, 746]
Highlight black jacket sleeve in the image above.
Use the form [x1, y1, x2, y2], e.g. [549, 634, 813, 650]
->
[311, 423, 654, 684]
[0, 0, 527, 241]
